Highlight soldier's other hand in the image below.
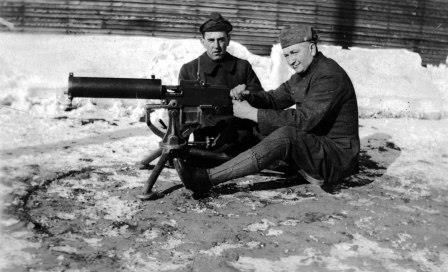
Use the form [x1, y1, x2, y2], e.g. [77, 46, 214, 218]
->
[230, 84, 249, 100]
[232, 100, 258, 123]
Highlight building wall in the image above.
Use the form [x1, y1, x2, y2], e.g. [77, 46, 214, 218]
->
[1, 0, 447, 65]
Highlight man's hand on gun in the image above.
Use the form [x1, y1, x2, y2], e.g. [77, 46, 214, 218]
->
[230, 84, 258, 123]
[230, 84, 250, 101]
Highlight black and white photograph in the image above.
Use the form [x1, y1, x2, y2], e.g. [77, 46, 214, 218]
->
[1, 1, 447, 271]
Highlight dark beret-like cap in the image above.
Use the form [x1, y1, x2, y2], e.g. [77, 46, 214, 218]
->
[279, 25, 318, 48]
[200, 12, 233, 34]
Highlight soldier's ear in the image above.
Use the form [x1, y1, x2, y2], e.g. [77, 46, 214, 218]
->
[310, 43, 317, 56]
[227, 33, 231, 42]
[200, 36, 206, 47]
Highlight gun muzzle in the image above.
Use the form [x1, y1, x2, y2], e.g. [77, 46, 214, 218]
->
[67, 73, 167, 99]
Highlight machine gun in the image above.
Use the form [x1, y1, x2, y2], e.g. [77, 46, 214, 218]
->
[66, 73, 233, 200]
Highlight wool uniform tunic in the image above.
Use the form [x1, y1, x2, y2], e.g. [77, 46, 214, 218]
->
[248, 52, 360, 185]
[179, 52, 262, 103]
[179, 52, 263, 149]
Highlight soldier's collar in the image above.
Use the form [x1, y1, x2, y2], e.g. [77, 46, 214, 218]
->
[199, 52, 236, 74]
[297, 51, 323, 77]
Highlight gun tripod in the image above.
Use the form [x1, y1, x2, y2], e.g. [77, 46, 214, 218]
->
[64, 75, 235, 200]
[136, 106, 230, 200]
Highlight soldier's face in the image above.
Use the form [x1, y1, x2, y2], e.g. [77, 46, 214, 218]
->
[201, 31, 230, 61]
[282, 42, 316, 73]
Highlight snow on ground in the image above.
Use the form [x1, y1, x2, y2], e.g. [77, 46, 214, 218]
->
[1, 112, 448, 271]
[1, 32, 448, 271]
[1, 32, 447, 119]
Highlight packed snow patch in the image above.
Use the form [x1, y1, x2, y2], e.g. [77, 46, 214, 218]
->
[1, 32, 447, 119]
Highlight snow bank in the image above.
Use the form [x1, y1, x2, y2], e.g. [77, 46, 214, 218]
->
[0, 32, 447, 119]
[321, 46, 448, 119]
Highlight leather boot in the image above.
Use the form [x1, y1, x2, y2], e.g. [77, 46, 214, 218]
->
[173, 158, 213, 196]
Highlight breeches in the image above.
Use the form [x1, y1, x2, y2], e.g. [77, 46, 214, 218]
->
[251, 126, 324, 177]
[208, 126, 325, 184]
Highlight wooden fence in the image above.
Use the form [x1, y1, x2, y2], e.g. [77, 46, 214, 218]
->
[1, 0, 447, 65]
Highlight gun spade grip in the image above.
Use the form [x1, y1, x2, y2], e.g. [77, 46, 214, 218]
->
[68, 74, 165, 99]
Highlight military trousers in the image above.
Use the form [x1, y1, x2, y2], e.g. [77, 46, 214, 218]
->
[208, 126, 326, 185]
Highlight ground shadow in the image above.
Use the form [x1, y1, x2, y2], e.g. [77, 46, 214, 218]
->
[212, 132, 401, 195]
[128, 132, 402, 198]
[213, 173, 309, 196]
[325, 132, 401, 193]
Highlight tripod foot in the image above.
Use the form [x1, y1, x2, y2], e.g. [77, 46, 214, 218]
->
[136, 191, 162, 201]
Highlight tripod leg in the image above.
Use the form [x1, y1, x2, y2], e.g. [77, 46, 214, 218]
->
[136, 148, 163, 169]
[137, 152, 169, 200]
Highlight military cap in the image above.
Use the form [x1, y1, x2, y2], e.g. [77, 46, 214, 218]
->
[279, 25, 318, 48]
[199, 12, 233, 34]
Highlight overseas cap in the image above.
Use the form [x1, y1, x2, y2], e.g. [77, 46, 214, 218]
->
[279, 25, 318, 48]
[200, 12, 233, 34]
